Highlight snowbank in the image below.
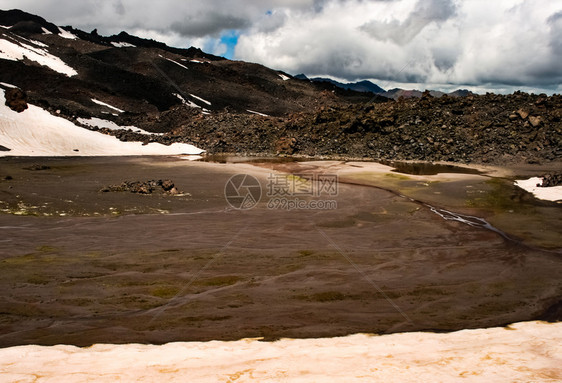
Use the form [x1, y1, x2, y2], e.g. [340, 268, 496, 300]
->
[57, 26, 78, 40]
[91, 99, 125, 113]
[111, 41, 136, 48]
[0, 321, 559, 382]
[515, 177, 562, 202]
[77, 117, 164, 135]
[0, 37, 77, 76]
[0, 90, 203, 156]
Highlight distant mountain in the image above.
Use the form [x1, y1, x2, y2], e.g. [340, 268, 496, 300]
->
[310, 78, 385, 94]
[294, 74, 472, 100]
[294, 75, 385, 94]
[381, 88, 473, 100]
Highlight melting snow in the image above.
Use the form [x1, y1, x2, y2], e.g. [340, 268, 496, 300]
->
[91, 99, 125, 113]
[158, 55, 188, 70]
[279, 73, 290, 81]
[0, 37, 77, 77]
[515, 177, 562, 202]
[247, 110, 270, 117]
[189, 93, 211, 106]
[0, 321, 559, 382]
[111, 41, 136, 48]
[57, 26, 78, 40]
[78, 117, 163, 135]
[174, 93, 201, 109]
[0, 89, 202, 156]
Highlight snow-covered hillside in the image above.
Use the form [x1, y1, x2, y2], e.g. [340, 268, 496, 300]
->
[0, 88, 203, 156]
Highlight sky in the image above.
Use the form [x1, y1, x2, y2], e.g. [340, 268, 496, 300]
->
[1, 0, 561, 94]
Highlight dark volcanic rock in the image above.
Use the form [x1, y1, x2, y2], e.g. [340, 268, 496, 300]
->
[0, 145, 11, 152]
[100, 180, 182, 195]
[9, 21, 45, 34]
[4, 88, 28, 113]
[539, 173, 562, 187]
[161, 179, 175, 191]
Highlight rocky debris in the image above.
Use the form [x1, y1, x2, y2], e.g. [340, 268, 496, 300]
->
[23, 164, 50, 171]
[517, 109, 529, 119]
[528, 116, 542, 127]
[538, 173, 562, 187]
[100, 179, 181, 195]
[0, 145, 11, 152]
[137, 91, 559, 166]
[4, 88, 28, 113]
[2, 175, 13, 181]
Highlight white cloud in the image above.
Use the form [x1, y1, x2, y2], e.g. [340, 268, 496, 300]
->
[2, 0, 561, 92]
[236, 0, 562, 92]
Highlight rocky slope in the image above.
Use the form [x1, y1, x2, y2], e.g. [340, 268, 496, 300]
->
[116, 91, 562, 166]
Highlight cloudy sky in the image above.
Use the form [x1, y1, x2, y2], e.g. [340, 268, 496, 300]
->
[2, 0, 561, 94]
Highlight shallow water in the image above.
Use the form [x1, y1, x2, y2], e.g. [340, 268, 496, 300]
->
[380, 160, 483, 175]
[0, 156, 560, 347]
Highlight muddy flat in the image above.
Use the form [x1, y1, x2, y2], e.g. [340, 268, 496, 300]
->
[0, 156, 560, 347]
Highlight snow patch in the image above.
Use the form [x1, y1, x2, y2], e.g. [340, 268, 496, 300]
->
[111, 41, 136, 48]
[189, 93, 211, 106]
[0, 82, 17, 88]
[41, 27, 52, 34]
[515, 177, 562, 202]
[0, 38, 77, 77]
[247, 110, 270, 117]
[0, 321, 559, 382]
[0, 89, 202, 156]
[159, 54, 188, 70]
[57, 26, 78, 40]
[174, 93, 200, 109]
[190, 59, 204, 64]
[29, 39, 48, 48]
[78, 117, 163, 136]
[91, 99, 125, 114]
[279, 73, 290, 81]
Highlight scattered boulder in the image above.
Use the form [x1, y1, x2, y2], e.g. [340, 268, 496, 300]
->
[528, 116, 542, 127]
[276, 137, 297, 155]
[538, 173, 562, 188]
[0, 145, 11, 152]
[517, 109, 529, 120]
[100, 179, 183, 195]
[161, 179, 174, 191]
[4, 88, 28, 113]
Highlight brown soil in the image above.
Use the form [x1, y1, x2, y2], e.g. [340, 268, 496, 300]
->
[0, 156, 560, 347]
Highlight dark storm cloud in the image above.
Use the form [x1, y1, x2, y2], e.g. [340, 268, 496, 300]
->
[361, 0, 457, 45]
[2, 0, 561, 93]
[170, 12, 251, 37]
[548, 11, 562, 55]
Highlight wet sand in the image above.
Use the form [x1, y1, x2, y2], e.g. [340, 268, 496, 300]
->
[0, 156, 560, 347]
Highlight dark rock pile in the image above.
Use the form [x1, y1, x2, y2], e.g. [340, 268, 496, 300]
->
[142, 91, 560, 165]
[4, 88, 28, 113]
[539, 173, 562, 187]
[100, 179, 180, 195]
